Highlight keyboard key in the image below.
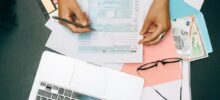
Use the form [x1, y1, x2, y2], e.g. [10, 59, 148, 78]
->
[48, 99, 52, 100]
[72, 92, 100, 100]
[53, 85, 59, 90]
[72, 92, 87, 98]
[64, 97, 70, 100]
[52, 93, 58, 99]
[36, 95, 40, 100]
[46, 84, 52, 91]
[72, 92, 79, 98]
[64, 90, 72, 97]
[40, 82, 46, 87]
[38, 89, 52, 98]
[58, 95, 64, 100]
[58, 88, 64, 95]
[41, 97, 47, 100]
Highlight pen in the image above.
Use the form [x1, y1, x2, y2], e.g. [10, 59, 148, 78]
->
[52, 16, 95, 30]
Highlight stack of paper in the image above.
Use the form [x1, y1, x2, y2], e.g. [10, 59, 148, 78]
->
[38, 0, 212, 100]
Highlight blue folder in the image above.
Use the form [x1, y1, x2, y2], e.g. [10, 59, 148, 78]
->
[170, 0, 213, 53]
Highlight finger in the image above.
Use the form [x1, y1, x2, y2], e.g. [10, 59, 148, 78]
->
[75, 19, 80, 24]
[143, 35, 163, 45]
[140, 18, 151, 35]
[70, 14, 77, 22]
[143, 33, 150, 37]
[76, 12, 90, 24]
[59, 12, 91, 33]
[64, 23, 91, 33]
[71, 2, 88, 26]
[61, 16, 91, 33]
[147, 24, 157, 33]
[84, 12, 91, 24]
[138, 24, 163, 44]
[138, 34, 151, 44]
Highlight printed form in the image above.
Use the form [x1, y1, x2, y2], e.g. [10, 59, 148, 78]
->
[75, 0, 143, 63]
[46, 0, 145, 63]
[78, 0, 141, 53]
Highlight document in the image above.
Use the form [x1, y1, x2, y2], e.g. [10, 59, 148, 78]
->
[77, 0, 140, 54]
[45, 0, 144, 63]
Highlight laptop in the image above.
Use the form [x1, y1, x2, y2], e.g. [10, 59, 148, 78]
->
[29, 51, 144, 100]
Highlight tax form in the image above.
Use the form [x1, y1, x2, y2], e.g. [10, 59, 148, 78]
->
[46, 0, 144, 63]
[77, 0, 142, 54]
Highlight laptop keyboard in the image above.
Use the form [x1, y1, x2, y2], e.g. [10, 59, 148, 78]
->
[36, 82, 102, 100]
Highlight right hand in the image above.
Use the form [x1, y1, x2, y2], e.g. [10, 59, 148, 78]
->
[139, 0, 171, 45]
[58, 0, 91, 33]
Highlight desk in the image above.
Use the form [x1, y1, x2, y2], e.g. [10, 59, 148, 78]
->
[0, 0, 219, 99]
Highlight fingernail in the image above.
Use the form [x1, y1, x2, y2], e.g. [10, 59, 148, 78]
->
[81, 21, 88, 26]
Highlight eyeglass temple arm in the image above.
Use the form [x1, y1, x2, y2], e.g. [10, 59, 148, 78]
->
[137, 63, 158, 71]
[180, 86, 182, 100]
[162, 58, 183, 65]
[137, 65, 156, 71]
[154, 89, 168, 100]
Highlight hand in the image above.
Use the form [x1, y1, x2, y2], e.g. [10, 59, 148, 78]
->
[58, 0, 91, 33]
[139, 0, 171, 45]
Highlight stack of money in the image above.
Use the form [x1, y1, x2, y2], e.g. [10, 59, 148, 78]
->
[171, 16, 208, 61]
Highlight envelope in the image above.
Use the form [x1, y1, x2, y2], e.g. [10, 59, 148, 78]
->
[170, 0, 213, 53]
[195, 12, 213, 53]
[170, 0, 199, 20]
[170, 0, 200, 19]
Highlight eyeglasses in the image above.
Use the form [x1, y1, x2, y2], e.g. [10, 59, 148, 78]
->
[137, 58, 183, 100]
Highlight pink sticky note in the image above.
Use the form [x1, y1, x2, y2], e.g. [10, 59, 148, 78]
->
[122, 31, 181, 87]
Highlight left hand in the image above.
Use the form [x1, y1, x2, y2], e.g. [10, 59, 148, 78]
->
[139, 0, 171, 45]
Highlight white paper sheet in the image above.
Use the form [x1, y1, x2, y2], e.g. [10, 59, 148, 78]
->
[184, 0, 204, 10]
[141, 61, 191, 100]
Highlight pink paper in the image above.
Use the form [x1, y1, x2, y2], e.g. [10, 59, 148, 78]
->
[122, 31, 181, 87]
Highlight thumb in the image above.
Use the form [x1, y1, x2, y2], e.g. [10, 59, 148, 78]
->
[140, 18, 152, 35]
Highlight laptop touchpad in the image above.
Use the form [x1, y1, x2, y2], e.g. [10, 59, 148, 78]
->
[70, 62, 109, 99]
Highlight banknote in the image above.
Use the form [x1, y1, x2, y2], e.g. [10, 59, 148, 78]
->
[171, 16, 208, 61]
[189, 16, 208, 61]
[171, 16, 193, 59]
